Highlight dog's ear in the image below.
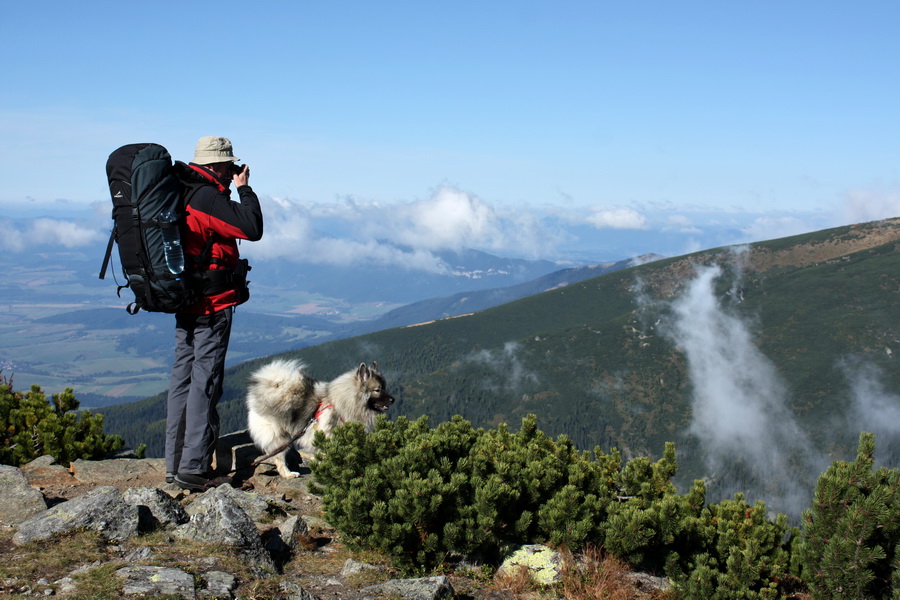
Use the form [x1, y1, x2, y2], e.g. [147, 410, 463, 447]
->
[357, 362, 370, 381]
[371, 361, 379, 373]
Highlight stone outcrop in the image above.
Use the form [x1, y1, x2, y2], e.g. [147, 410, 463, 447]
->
[173, 484, 275, 571]
[362, 575, 455, 600]
[13, 485, 140, 545]
[0, 464, 46, 524]
[123, 486, 189, 529]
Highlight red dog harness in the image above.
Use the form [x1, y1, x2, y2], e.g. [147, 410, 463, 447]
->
[315, 402, 334, 422]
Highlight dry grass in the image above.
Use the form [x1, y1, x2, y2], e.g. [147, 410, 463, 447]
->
[560, 546, 645, 600]
[493, 563, 543, 597]
[487, 545, 675, 600]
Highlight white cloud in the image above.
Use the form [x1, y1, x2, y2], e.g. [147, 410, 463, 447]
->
[244, 186, 565, 270]
[394, 187, 500, 251]
[840, 188, 900, 224]
[664, 214, 701, 234]
[740, 215, 813, 242]
[584, 207, 648, 229]
[245, 199, 449, 273]
[0, 218, 104, 252]
[1, 182, 880, 272]
[840, 357, 900, 444]
[462, 341, 539, 392]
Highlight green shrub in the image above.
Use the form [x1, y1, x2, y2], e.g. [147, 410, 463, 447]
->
[0, 375, 124, 466]
[673, 494, 796, 599]
[310, 412, 805, 598]
[798, 432, 899, 599]
[600, 443, 702, 568]
[311, 414, 634, 572]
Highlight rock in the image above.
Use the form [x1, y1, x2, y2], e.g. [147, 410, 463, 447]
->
[13, 485, 139, 545]
[106, 448, 141, 459]
[116, 565, 195, 599]
[123, 546, 154, 563]
[340, 557, 384, 578]
[53, 577, 77, 595]
[277, 515, 309, 551]
[280, 581, 320, 600]
[0, 465, 47, 525]
[362, 575, 455, 600]
[173, 485, 274, 571]
[498, 544, 563, 585]
[20, 455, 75, 489]
[214, 429, 262, 475]
[625, 571, 672, 593]
[186, 482, 270, 522]
[260, 514, 309, 554]
[69, 560, 104, 575]
[22, 455, 62, 469]
[199, 570, 237, 598]
[123, 486, 189, 530]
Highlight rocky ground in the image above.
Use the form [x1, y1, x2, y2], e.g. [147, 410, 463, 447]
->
[3, 452, 457, 598]
[0, 434, 671, 599]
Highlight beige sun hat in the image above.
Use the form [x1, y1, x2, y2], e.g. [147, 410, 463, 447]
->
[192, 136, 240, 165]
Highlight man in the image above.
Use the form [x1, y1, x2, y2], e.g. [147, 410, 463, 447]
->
[165, 136, 263, 491]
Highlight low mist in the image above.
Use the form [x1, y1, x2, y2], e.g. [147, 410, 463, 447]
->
[661, 263, 822, 517]
[841, 356, 900, 466]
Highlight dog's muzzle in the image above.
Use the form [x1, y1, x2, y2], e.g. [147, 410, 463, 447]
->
[370, 394, 394, 412]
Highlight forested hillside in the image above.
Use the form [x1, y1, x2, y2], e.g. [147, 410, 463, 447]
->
[99, 218, 900, 516]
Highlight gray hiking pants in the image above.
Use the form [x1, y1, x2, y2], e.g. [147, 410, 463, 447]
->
[165, 306, 233, 476]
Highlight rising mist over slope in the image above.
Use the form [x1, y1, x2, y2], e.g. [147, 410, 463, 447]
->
[100, 218, 900, 517]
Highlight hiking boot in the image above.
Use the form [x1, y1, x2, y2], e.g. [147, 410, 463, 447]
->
[206, 475, 233, 487]
[174, 472, 232, 491]
[165, 472, 175, 484]
[174, 473, 210, 491]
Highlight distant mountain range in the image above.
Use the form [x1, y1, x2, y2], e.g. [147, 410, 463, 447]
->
[335, 254, 661, 336]
[0, 242, 628, 405]
[99, 218, 900, 518]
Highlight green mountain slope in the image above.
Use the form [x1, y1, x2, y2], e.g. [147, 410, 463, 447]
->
[99, 218, 900, 515]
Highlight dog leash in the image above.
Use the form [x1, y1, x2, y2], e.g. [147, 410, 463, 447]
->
[240, 401, 337, 472]
[244, 417, 316, 471]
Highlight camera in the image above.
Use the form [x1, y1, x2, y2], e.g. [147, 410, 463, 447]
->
[229, 163, 245, 175]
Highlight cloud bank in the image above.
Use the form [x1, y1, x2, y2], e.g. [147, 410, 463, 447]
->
[4, 183, 898, 271]
[0, 217, 105, 252]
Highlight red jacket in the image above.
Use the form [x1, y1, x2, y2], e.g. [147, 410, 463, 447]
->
[174, 162, 263, 314]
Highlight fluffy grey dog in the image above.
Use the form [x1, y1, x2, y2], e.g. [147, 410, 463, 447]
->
[246, 359, 394, 478]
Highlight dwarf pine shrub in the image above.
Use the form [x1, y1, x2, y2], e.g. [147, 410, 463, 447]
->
[309, 411, 797, 595]
[311, 414, 631, 571]
[0, 375, 124, 466]
[672, 493, 796, 599]
[798, 432, 900, 599]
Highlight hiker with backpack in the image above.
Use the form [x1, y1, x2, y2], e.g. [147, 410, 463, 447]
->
[102, 136, 263, 490]
[164, 136, 264, 491]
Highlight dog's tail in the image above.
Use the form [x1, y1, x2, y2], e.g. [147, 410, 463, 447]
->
[246, 359, 316, 417]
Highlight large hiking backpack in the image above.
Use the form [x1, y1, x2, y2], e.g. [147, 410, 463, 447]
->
[99, 143, 199, 314]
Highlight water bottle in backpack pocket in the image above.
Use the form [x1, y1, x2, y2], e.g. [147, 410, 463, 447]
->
[158, 210, 185, 275]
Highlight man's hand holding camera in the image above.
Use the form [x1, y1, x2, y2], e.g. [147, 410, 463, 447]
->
[231, 163, 250, 187]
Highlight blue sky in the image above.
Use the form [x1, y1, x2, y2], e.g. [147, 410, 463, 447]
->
[2, 1, 899, 264]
